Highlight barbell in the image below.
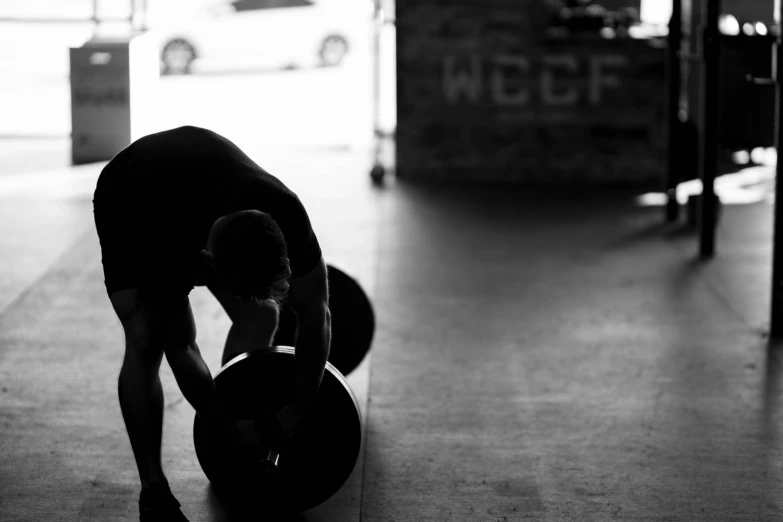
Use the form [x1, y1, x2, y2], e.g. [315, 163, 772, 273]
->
[193, 347, 363, 514]
[192, 262, 374, 513]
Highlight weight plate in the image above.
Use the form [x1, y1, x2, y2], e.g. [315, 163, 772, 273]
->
[274, 262, 375, 376]
[193, 347, 363, 514]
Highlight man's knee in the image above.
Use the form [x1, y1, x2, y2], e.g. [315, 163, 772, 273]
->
[110, 288, 192, 368]
[111, 289, 154, 352]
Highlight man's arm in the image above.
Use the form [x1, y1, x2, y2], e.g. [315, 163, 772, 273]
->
[286, 255, 331, 408]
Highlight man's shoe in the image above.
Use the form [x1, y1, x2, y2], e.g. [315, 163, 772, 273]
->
[139, 484, 189, 522]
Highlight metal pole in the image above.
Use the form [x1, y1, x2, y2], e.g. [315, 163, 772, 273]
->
[369, 0, 387, 182]
[666, 0, 683, 222]
[140, 0, 148, 31]
[93, 0, 99, 27]
[372, 0, 381, 139]
[699, 0, 720, 259]
[129, 0, 135, 31]
[770, 0, 783, 337]
[688, 0, 703, 138]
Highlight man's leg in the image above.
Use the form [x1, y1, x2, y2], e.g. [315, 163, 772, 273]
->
[111, 289, 167, 490]
[111, 289, 238, 520]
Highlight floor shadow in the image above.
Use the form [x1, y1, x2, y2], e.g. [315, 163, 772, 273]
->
[763, 337, 783, 446]
[665, 221, 701, 239]
[204, 484, 307, 522]
[203, 485, 230, 522]
[610, 218, 677, 247]
[604, 212, 699, 249]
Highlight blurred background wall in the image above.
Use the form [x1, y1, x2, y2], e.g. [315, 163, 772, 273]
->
[394, 0, 775, 185]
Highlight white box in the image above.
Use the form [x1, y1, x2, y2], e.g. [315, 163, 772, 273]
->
[70, 31, 159, 164]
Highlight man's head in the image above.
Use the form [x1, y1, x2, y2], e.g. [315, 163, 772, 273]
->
[205, 210, 291, 304]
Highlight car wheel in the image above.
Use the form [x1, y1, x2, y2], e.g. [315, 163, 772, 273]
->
[319, 35, 348, 67]
[161, 39, 196, 75]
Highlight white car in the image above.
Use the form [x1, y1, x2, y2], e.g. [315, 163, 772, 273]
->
[150, 0, 371, 74]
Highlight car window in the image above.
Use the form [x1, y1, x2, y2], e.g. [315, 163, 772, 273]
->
[232, 0, 314, 11]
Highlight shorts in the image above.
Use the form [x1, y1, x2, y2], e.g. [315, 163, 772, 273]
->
[93, 185, 146, 297]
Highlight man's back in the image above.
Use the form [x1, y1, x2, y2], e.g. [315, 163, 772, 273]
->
[93, 126, 321, 295]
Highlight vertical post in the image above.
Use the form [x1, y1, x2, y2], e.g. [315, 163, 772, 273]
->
[93, 0, 100, 28]
[129, 0, 136, 31]
[666, 0, 683, 222]
[770, 0, 783, 337]
[699, 0, 720, 259]
[372, 0, 382, 138]
[688, 0, 703, 131]
[140, 0, 148, 31]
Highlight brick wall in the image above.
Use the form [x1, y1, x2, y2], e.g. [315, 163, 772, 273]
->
[395, 0, 666, 186]
[723, 0, 774, 24]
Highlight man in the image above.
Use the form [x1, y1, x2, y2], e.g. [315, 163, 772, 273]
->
[92, 126, 331, 521]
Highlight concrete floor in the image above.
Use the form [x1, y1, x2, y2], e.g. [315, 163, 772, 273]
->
[1, 142, 783, 521]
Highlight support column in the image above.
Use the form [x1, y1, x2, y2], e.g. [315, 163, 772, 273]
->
[770, 0, 783, 337]
[699, 0, 721, 259]
[666, 0, 683, 222]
